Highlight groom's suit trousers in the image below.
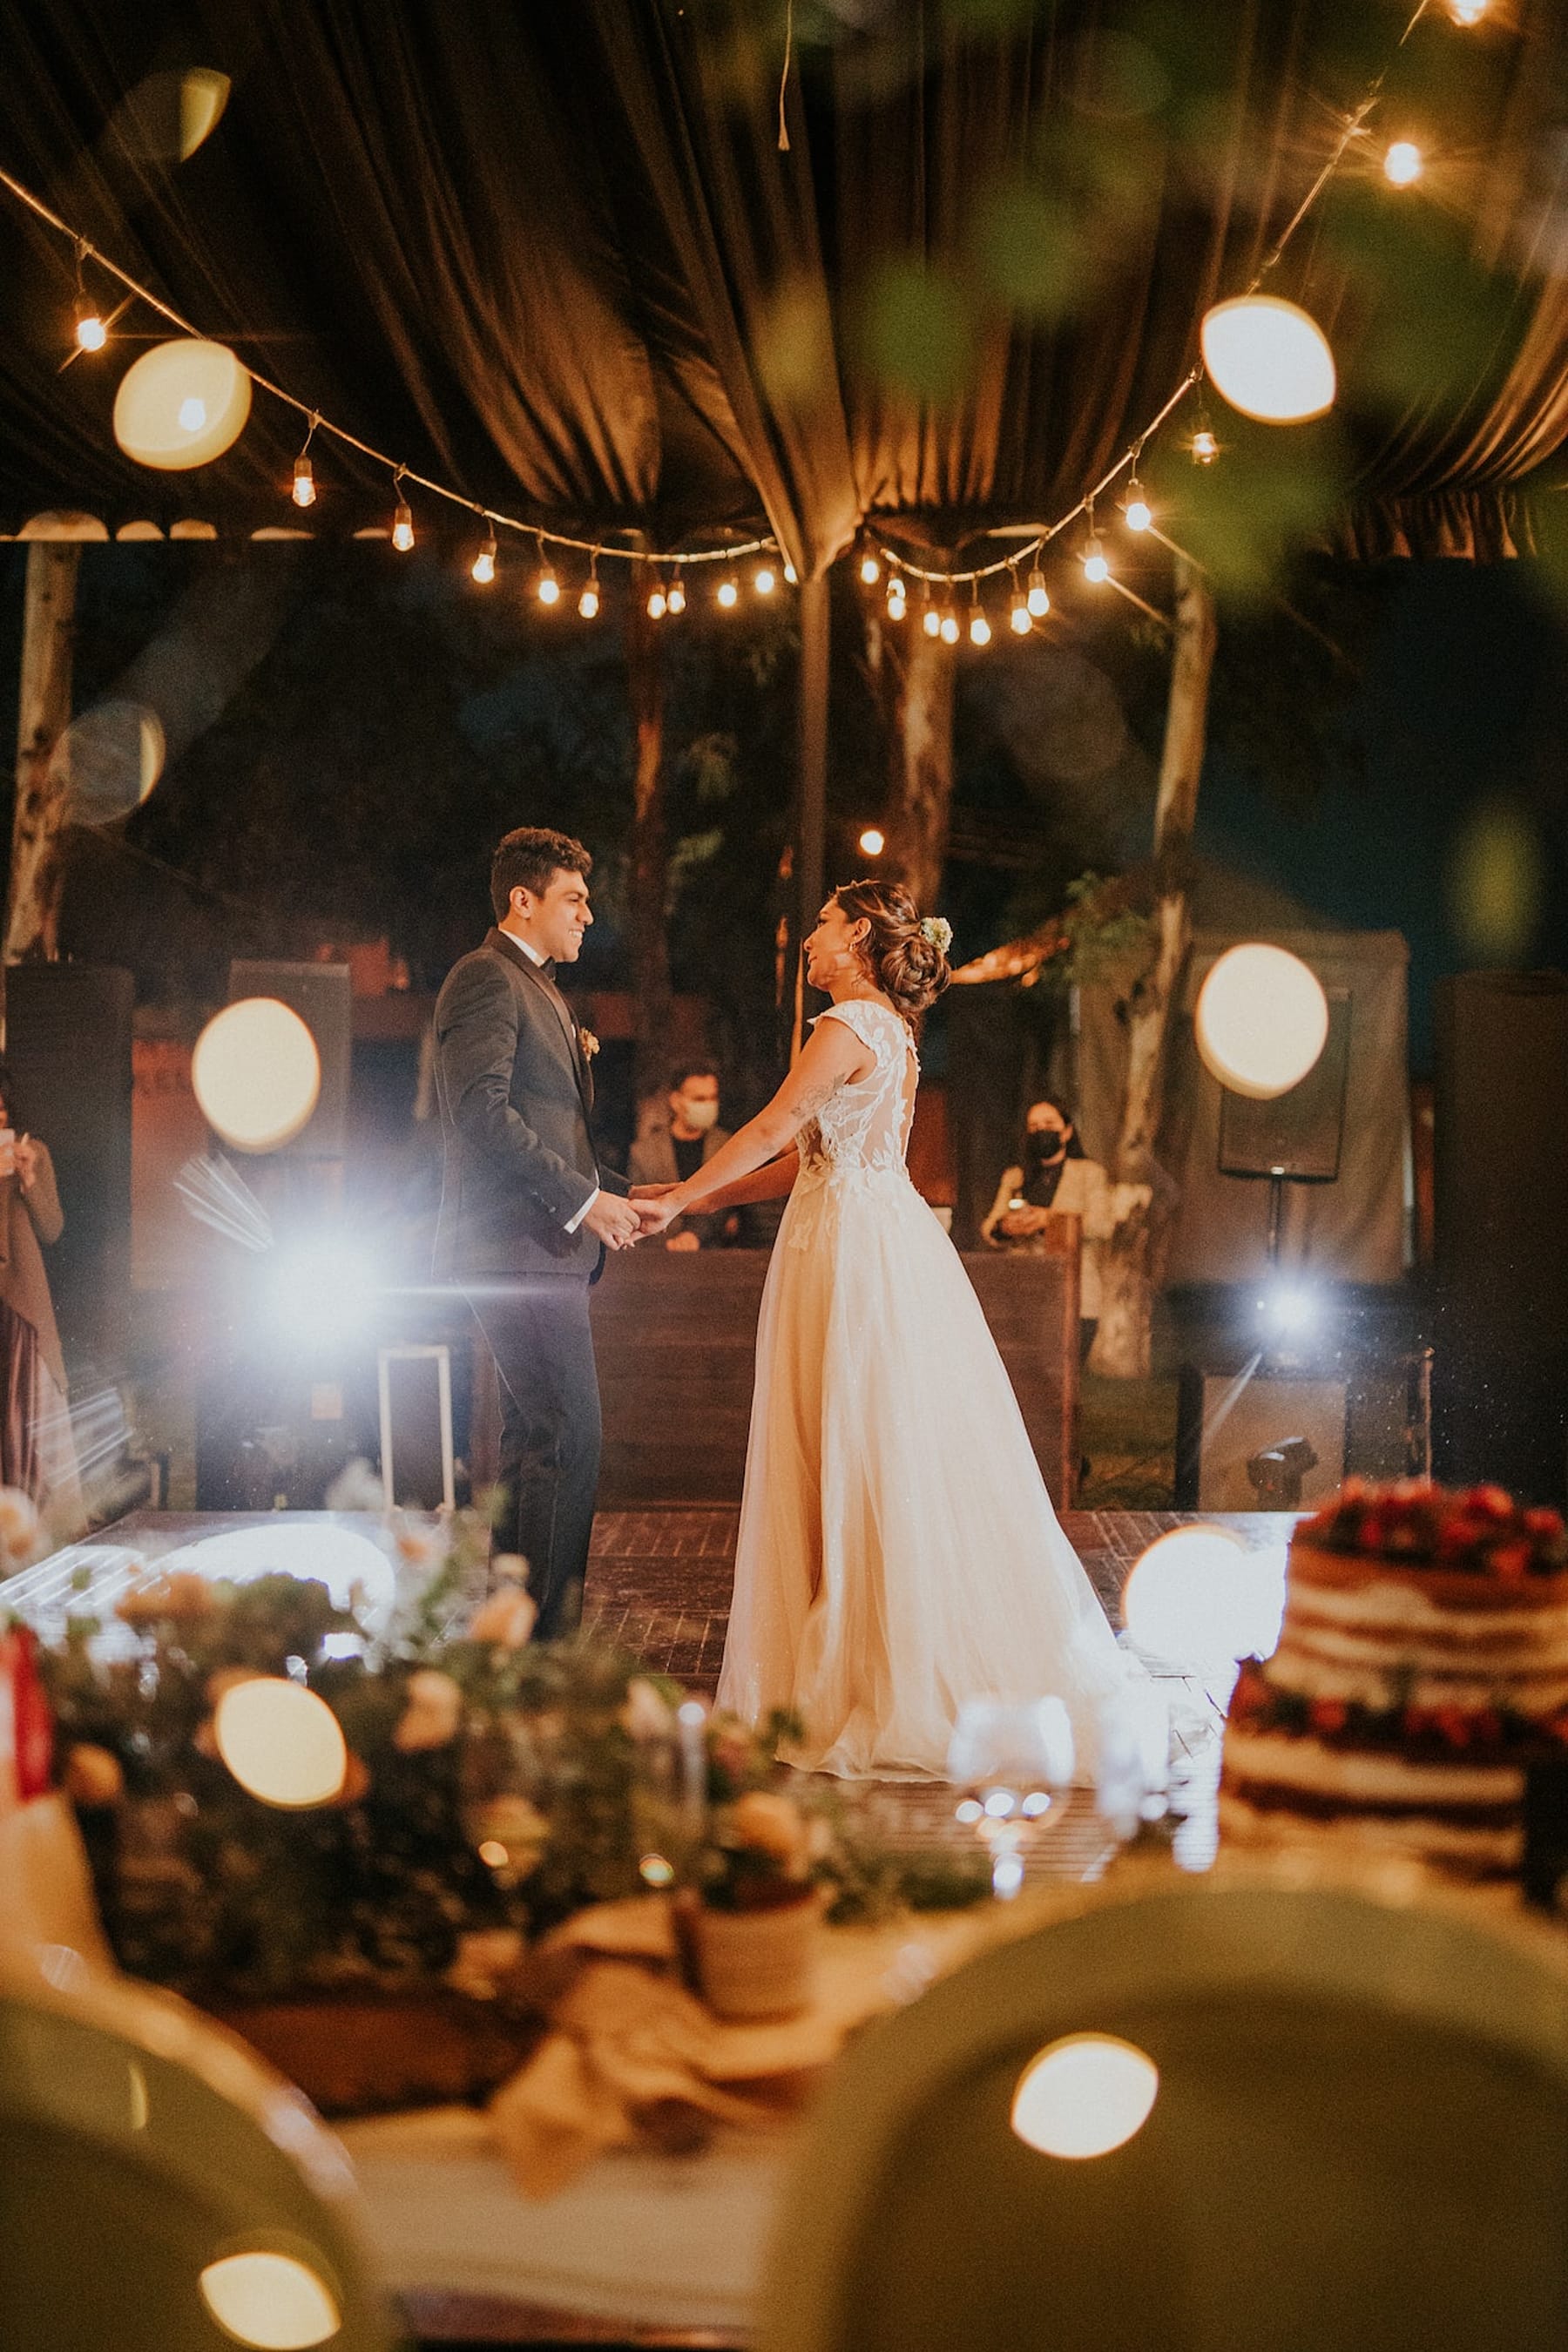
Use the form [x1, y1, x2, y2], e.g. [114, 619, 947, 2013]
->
[468, 1274, 600, 1641]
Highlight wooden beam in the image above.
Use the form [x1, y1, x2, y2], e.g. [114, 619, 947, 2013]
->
[6, 541, 80, 985]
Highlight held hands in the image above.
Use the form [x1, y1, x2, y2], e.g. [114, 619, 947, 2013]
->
[629, 1182, 683, 1239]
[584, 1192, 644, 1252]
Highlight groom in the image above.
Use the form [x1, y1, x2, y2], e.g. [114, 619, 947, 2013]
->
[433, 826, 642, 1636]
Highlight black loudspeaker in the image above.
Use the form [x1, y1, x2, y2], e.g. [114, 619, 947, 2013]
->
[1218, 990, 1351, 1180]
[1433, 970, 1568, 1501]
[6, 963, 134, 1379]
[227, 960, 352, 1159]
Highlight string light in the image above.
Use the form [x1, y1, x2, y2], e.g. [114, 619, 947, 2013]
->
[1082, 504, 1110, 585]
[1191, 422, 1219, 464]
[1009, 569, 1031, 635]
[647, 577, 667, 619]
[1026, 565, 1051, 618]
[291, 416, 318, 508]
[1449, 0, 1488, 20]
[471, 525, 497, 585]
[783, 561, 799, 585]
[969, 582, 991, 647]
[921, 585, 940, 639]
[1383, 139, 1423, 186]
[578, 556, 600, 618]
[535, 537, 561, 603]
[666, 570, 686, 616]
[1123, 476, 1152, 532]
[391, 470, 414, 551]
[717, 572, 740, 608]
[939, 603, 960, 646]
[860, 550, 881, 585]
[859, 826, 886, 855]
[754, 561, 777, 595]
[72, 239, 106, 352]
[887, 573, 907, 621]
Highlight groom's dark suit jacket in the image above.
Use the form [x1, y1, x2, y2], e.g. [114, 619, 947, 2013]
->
[432, 927, 625, 1281]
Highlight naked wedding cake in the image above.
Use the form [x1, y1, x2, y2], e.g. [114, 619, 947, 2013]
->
[1220, 1478, 1568, 1875]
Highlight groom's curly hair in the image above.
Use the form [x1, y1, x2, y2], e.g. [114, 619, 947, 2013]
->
[834, 878, 950, 1031]
[490, 827, 592, 920]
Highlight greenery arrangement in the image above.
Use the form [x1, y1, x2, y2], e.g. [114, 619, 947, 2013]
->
[22, 1497, 984, 2007]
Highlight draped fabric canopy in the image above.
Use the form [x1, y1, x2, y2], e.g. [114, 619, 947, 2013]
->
[2, 0, 1567, 577]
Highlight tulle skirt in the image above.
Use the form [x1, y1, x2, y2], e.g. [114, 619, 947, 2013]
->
[715, 1167, 1130, 1779]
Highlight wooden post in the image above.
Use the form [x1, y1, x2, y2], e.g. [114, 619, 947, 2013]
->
[792, 573, 830, 1057]
[1090, 556, 1218, 1378]
[865, 612, 954, 911]
[6, 542, 81, 983]
[624, 585, 672, 1112]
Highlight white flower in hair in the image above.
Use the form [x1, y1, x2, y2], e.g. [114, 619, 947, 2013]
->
[919, 916, 953, 954]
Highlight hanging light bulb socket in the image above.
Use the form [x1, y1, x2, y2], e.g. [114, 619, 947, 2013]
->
[471, 526, 497, 585]
[939, 605, 960, 646]
[860, 550, 881, 585]
[666, 570, 686, 617]
[535, 537, 560, 605]
[754, 561, 776, 596]
[921, 585, 941, 639]
[578, 557, 601, 619]
[783, 561, 798, 585]
[391, 470, 415, 552]
[1082, 505, 1109, 585]
[968, 581, 991, 647]
[1123, 476, 1152, 532]
[1382, 139, 1423, 187]
[717, 572, 740, 609]
[647, 576, 668, 620]
[71, 240, 106, 352]
[1026, 564, 1051, 619]
[1009, 569, 1031, 635]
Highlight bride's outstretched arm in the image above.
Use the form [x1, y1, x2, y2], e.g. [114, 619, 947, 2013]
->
[634, 1150, 801, 1219]
[633, 1023, 867, 1233]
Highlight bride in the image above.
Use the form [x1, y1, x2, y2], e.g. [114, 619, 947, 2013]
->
[632, 879, 1130, 1779]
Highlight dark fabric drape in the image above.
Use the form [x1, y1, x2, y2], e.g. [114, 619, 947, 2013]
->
[2, 0, 1568, 564]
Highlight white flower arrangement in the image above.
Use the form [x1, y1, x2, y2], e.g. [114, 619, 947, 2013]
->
[919, 916, 953, 955]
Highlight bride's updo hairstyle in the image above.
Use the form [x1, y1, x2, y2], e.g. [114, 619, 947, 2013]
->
[835, 878, 951, 1030]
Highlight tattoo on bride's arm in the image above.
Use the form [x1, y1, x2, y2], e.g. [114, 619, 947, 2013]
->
[787, 1075, 838, 1124]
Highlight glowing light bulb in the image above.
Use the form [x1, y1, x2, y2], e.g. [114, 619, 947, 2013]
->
[860, 551, 881, 585]
[1083, 537, 1110, 585]
[471, 534, 497, 585]
[666, 575, 686, 615]
[291, 455, 315, 509]
[970, 605, 991, 647]
[859, 827, 886, 856]
[1026, 567, 1051, 618]
[1449, 0, 1488, 19]
[1124, 481, 1152, 531]
[887, 586, 907, 619]
[923, 601, 942, 639]
[754, 564, 776, 595]
[178, 395, 207, 434]
[939, 607, 960, 645]
[578, 574, 600, 618]
[1191, 427, 1219, 464]
[392, 500, 415, 552]
[1383, 139, 1423, 186]
[74, 299, 106, 353]
[783, 561, 798, 585]
[717, 575, 739, 608]
[537, 563, 560, 605]
[647, 583, 667, 619]
[1010, 591, 1031, 635]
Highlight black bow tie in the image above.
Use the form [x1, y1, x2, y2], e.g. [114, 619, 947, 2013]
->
[538, 957, 557, 981]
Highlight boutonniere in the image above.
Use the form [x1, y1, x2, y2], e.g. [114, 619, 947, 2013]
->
[578, 1026, 600, 1061]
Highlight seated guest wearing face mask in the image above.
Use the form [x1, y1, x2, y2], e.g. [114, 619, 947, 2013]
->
[981, 1098, 1141, 1357]
[627, 1063, 734, 1252]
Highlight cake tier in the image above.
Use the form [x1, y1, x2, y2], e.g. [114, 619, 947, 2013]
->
[1269, 1538, 1568, 1713]
[1216, 1784, 1520, 1876]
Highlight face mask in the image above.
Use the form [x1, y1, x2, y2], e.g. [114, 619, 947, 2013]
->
[677, 1097, 720, 1132]
[1025, 1132, 1065, 1169]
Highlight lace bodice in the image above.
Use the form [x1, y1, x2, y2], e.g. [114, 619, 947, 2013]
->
[798, 1000, 918, 1182]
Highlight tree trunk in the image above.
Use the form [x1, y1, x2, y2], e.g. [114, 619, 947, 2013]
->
[866, 611, 955, 912]
[624, 585, 672, 1111]
[1089, 557, 1218, 1379]
[6, 542, 81, 985]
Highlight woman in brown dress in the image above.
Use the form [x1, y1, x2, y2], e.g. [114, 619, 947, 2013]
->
[0, 1062, 82, 1533]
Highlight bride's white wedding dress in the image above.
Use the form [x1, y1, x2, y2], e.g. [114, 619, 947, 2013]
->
[715, 997, 1131, 1780]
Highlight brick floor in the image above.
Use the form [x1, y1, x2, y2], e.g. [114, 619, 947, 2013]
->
[585, 1504, 1273, 1883]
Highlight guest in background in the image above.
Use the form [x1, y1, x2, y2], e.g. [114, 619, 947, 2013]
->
[628, 1063, 736, 1251]
[981, 1098, 1149, 1358]
[0, 1063, 83, 1531]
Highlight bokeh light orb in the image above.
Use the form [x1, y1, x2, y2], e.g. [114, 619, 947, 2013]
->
[213, 1679, 348, 1808]
[49, 700, 164, 824]
[1194, 943, 1328, 1100]
[113, 339, 252, 470]
[199, 2251, 340, 2349]
[1011, 2033, 1159, 2159]
[1200, 296, 1336, 423]
[193, 998, 320, 1153]
[165, 1523, 397, 1632]
[1123, 1524, 1253, 1663]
